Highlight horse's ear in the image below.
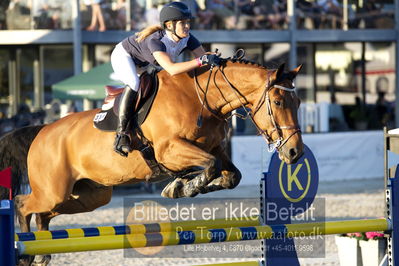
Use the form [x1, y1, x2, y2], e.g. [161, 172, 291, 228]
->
[270, 63, 285, 83]
[289, 64, 303, 79]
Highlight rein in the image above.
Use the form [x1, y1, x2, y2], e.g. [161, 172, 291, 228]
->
[194, 67, 227, 126]
[193, 65, 301, 152]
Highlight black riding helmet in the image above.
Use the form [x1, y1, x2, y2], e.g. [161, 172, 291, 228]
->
[160, 2, 193, 29]
[160, 2, 193, 39]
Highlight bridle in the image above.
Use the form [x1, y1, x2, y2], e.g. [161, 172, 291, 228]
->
[251, 82, 301, 152]
[194, 64, 301, 152]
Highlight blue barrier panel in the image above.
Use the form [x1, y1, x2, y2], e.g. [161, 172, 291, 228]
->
[0, 200, 16, 266]
[389, 165, 399, 265]
[262, 144, 319, 266]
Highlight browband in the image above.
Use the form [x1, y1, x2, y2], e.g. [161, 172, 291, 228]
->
[273, 84, 296, 92]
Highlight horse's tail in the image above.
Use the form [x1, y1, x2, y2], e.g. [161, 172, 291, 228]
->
[0, 125, 45, 200]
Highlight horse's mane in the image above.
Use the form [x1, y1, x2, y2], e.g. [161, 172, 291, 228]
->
[187, 50, 279, 78]
[219, 50, 287, 76]
[222, 57, 266, 69]
[221, 49, 293, 83]
[221, 56, 292, 84]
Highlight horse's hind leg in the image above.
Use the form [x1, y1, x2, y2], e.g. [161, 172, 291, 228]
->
[15, 193, 64, 266]
[21, 180, 112, 266]
[30, 213, 54, 266]
[52, 179, 113, 215]
[15, 173, 74, 266]
[15, 195, 33, 232]
[14, 195, 34, 266]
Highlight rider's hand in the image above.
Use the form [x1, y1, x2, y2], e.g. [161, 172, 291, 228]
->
[196, 54, 221, 67]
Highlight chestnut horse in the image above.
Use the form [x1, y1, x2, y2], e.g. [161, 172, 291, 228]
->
[0, 58, 303, 265]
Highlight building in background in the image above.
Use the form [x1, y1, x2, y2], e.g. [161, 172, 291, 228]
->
[0, 0, 397, 134]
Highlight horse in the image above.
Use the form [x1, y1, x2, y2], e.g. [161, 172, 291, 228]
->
[0, 57, 303, 265]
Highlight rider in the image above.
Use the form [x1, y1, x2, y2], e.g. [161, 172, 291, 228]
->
[110, 1, 220, 157]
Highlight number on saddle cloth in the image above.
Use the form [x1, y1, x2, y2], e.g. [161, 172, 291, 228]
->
[93, 71, 159, 132]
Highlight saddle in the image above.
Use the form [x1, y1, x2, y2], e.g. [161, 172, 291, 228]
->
[93, 68, 170, 176]
[93, 71, 159, 131]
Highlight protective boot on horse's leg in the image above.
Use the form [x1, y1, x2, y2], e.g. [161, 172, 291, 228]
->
[162, 159, 222, 198]
[114, 86, 139, 157]
[160, 145, 242, 198]
[180, 159, 221, 197]
[200, 145, 242, 194]
[155, 138, 223, 198]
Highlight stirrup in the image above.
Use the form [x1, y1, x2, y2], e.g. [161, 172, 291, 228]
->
[114, 133, 131, 157]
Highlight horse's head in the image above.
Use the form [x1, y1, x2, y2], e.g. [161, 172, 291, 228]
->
[250, 64, 303, 164]
[193, 56, 303, 163]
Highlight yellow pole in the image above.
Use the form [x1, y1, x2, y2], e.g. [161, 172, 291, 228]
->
[18, 218, 389, 255]
[285, 218, 390, 237]
[16, 216, 261, 241]
[19, 226, 272, 255]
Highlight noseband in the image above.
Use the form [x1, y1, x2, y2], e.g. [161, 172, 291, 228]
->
[194, 66, 301, 152]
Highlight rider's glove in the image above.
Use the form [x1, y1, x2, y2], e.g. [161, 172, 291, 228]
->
[196, 54, 221, 67]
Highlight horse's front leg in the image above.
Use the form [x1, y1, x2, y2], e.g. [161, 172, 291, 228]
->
[200, 145, 242, 194]
[156, 138, 221, 198]
[179, 158, 222, 197]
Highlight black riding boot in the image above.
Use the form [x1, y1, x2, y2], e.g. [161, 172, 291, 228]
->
[114, 87, 138, 157]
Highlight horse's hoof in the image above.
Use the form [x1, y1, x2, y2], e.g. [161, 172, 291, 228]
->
[182, 184, 199, 198]
[31, 255, 51, 266]
[161, 179, 183, 198]
[17, 255, 34, 266]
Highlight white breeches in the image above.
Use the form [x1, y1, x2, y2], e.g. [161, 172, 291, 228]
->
[110, 43, 139, 92]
